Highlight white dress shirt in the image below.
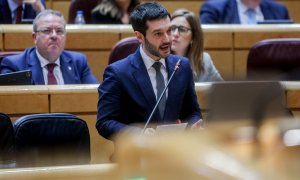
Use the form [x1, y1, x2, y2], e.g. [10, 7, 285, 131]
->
[7, 1, 24, 24]
[36, 50, 65, 85]
[236, 0, 264, 24]
[139, 46, 168, 99]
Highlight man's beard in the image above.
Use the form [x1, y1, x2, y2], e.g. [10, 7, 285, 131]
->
[144, 37, 170, 59]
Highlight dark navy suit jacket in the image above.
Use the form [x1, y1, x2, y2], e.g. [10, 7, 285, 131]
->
[96, 48, 202, 140]
[200, 0, 290, 24]
[0, 0, 46, 24]
[0, 47, 98, 84]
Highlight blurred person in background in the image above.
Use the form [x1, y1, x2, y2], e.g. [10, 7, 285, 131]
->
[171, 9, 223, 82]
[200, 0, 290, 24]
[91, 0, 140, 24]
[0, 9, 98, 85]
[0, 0, 46, 24]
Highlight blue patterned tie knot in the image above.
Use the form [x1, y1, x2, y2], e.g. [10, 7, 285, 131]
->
[246, 8, 256, 25]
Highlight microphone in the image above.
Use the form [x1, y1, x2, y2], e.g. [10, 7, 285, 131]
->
[142, 59, 182, 133]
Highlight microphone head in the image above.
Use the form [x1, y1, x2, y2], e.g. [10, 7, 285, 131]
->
[174, 59, 182, 71]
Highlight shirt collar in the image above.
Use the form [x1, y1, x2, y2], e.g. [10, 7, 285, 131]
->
[35, 49, 61, 68]
[139, 45, 166, 70]
[8, 1, 23, 12]
[236, 0, 260, 13]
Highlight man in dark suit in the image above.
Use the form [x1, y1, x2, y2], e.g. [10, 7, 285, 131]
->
[0, 9, 98, 84]
[96, 2, 202, 140]
[0, 0, 46, 24]
[200, 0, 290, 24]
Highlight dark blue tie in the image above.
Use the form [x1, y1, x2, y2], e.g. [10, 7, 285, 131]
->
[153, 62, 166, 119]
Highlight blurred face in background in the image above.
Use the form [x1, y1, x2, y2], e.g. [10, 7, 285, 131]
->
[171, 16, 192, 56]
[13, 0, 22, 5]
[115, 0, 131, 11]
[32, 14, 66, 62]
[241, 0, 261, 8]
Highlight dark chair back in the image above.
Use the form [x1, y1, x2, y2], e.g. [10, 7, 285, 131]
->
[108, 36, 140, 64]
[0, 112, 15, 168]
[14, 113, 90, 167]
[247, 38, 300, 81]
[68, 0, 98, 24]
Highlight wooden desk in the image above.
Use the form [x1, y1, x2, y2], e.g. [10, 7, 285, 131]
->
[0, 85, 49, 115]
[0, 163, 119, 180]
[1, 82, 300, 163]
[3, 24, 300, 81]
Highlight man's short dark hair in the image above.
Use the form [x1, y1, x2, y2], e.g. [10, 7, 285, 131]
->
[130, 2, 170, 36]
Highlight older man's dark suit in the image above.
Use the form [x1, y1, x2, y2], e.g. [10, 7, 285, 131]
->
[96, 48, 202, 140]
[0, 47, 98, 84]
[200, 0, 290, 24]
[0, 0, 46, 24]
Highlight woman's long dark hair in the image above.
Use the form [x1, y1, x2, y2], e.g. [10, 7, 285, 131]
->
[171, 9, 204, 80]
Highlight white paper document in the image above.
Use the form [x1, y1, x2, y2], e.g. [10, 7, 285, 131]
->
[156, 123, 188, 133]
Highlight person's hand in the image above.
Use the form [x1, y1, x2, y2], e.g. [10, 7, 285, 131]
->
[144, 128, 156, 135]
[191, 119, 204, 130]
[23, 0, 45, 13]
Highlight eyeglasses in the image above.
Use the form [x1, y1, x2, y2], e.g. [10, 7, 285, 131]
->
[35, 28, 66, 36]
[170, 25, 191, 35]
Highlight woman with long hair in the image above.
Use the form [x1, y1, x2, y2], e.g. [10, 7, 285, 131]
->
[171, 9, 223, 82]
[91, 0, 140, 24]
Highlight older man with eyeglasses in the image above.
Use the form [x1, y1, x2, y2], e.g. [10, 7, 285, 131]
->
[0, 9, 98, 85]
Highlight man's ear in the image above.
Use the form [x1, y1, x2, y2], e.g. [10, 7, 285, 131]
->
[134, 31, 144, 44]
[32, 32, 37, 45]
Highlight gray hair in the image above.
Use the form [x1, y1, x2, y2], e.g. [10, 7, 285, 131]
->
[33, 9, 66, 32]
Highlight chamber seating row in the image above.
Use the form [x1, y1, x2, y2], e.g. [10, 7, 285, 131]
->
[1, 24, 300, 81]
[1, 82, 300, 163]
[45, 0, 300, 24]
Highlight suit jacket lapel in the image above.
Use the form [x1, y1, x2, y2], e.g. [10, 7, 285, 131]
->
[60, 53, 78, 84]
[28, 50, 44, 85]
[131, 50, 161, 122]
[0, 0, 13, 23]
[164, 57, 178, 122]
[230, 0, 240, 23]
[260, 2, 272, 19]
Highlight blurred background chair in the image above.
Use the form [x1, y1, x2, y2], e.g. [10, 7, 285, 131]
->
[247, 38, 300, 81]
[68, 0, 98, 24]
[206, 81, 292, 125]
[0, 112, 15, 168]
[108, 36, 140, 64]
[14, 113, 90, 167]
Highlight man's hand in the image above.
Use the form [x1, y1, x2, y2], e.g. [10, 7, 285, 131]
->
[23, 0, 45, 13]
[144, 128, 156, 135]
[191, 119, 204, 130]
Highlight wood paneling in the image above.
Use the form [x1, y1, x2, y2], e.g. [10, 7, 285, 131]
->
[204, 31, 233, 49]
[234, 50, 249, 80]
[1, 82, 300, 163]
[81, 51, 110, 82]
[0, 86, 49, 115]
[2, 24, 300, 81]
[207, 50, 233, 80]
